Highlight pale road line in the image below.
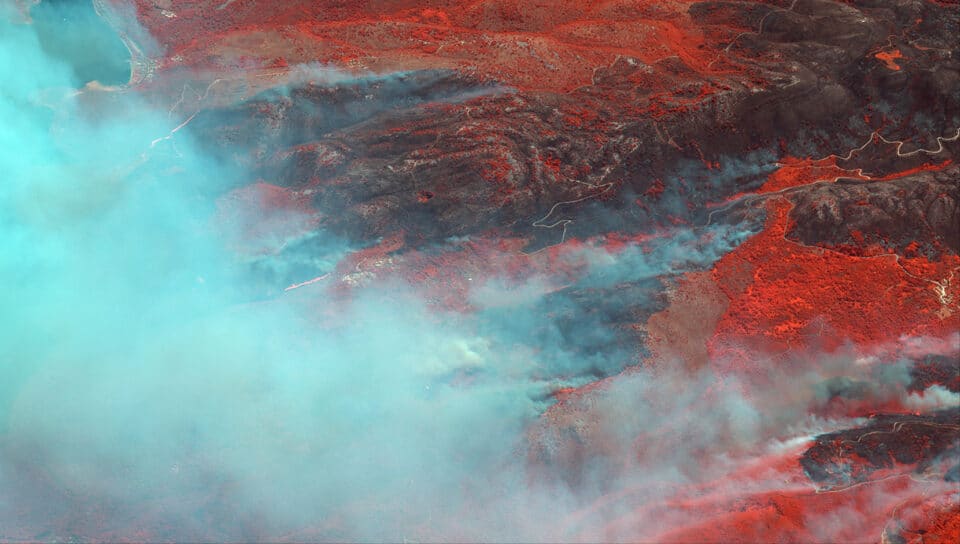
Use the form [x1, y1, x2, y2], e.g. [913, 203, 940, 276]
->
[168, 86, 189, 118]
[820, 127, 960, 162]
[770, 194, 960, 309]
[537, 120, 956, 248]
[148, 79, 224, 149]
[873, 126, 960, 157]
[879, 484, 943, 544]
[524, 118, 956, 255]
[705, 187, 960, 311]
[532, 187, 613, 230]
[153, 65, 345, 150]
[812, 419, 960, 496]
[697, 0, 959, 228]
[654, 121, 682, 150]
[284, 273, 330, 292]
[529, 139, 641, 248]
[707, 0, 800, 70]
[527, 183, 613, 250]
[703, 170, 865, 227]
[814, 472, 911, 495]
[167, 81, 209, 119]
[149, 111, 199, 148]
[744, 187, 960, 321]
[841, 420, 960, 447]
[703, 125, 960, 227]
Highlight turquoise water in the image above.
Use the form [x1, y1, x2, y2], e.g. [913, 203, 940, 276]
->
[29, 0, 131, 86]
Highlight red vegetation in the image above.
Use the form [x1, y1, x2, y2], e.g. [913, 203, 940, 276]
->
[709, 198, 960, 360]
[644, 476, 949, 543]
[875, 48, 905, 71]
[891, 491, 960, 544]
[757, 155, 865, 194]
[869, 158, 955, 181]
[111, 0, 756, 93]
[644, 178, 666, 199]
[756, 155, 954, 195]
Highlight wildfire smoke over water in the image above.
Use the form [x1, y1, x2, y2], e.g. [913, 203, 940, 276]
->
[1, 1, 959, 542]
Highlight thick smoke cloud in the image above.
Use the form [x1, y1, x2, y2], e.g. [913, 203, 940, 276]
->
[0, 11, 551, 541]
[1, 6, 957, 543]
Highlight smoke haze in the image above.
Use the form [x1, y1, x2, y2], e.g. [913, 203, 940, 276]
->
[1, 5, 957, 543]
